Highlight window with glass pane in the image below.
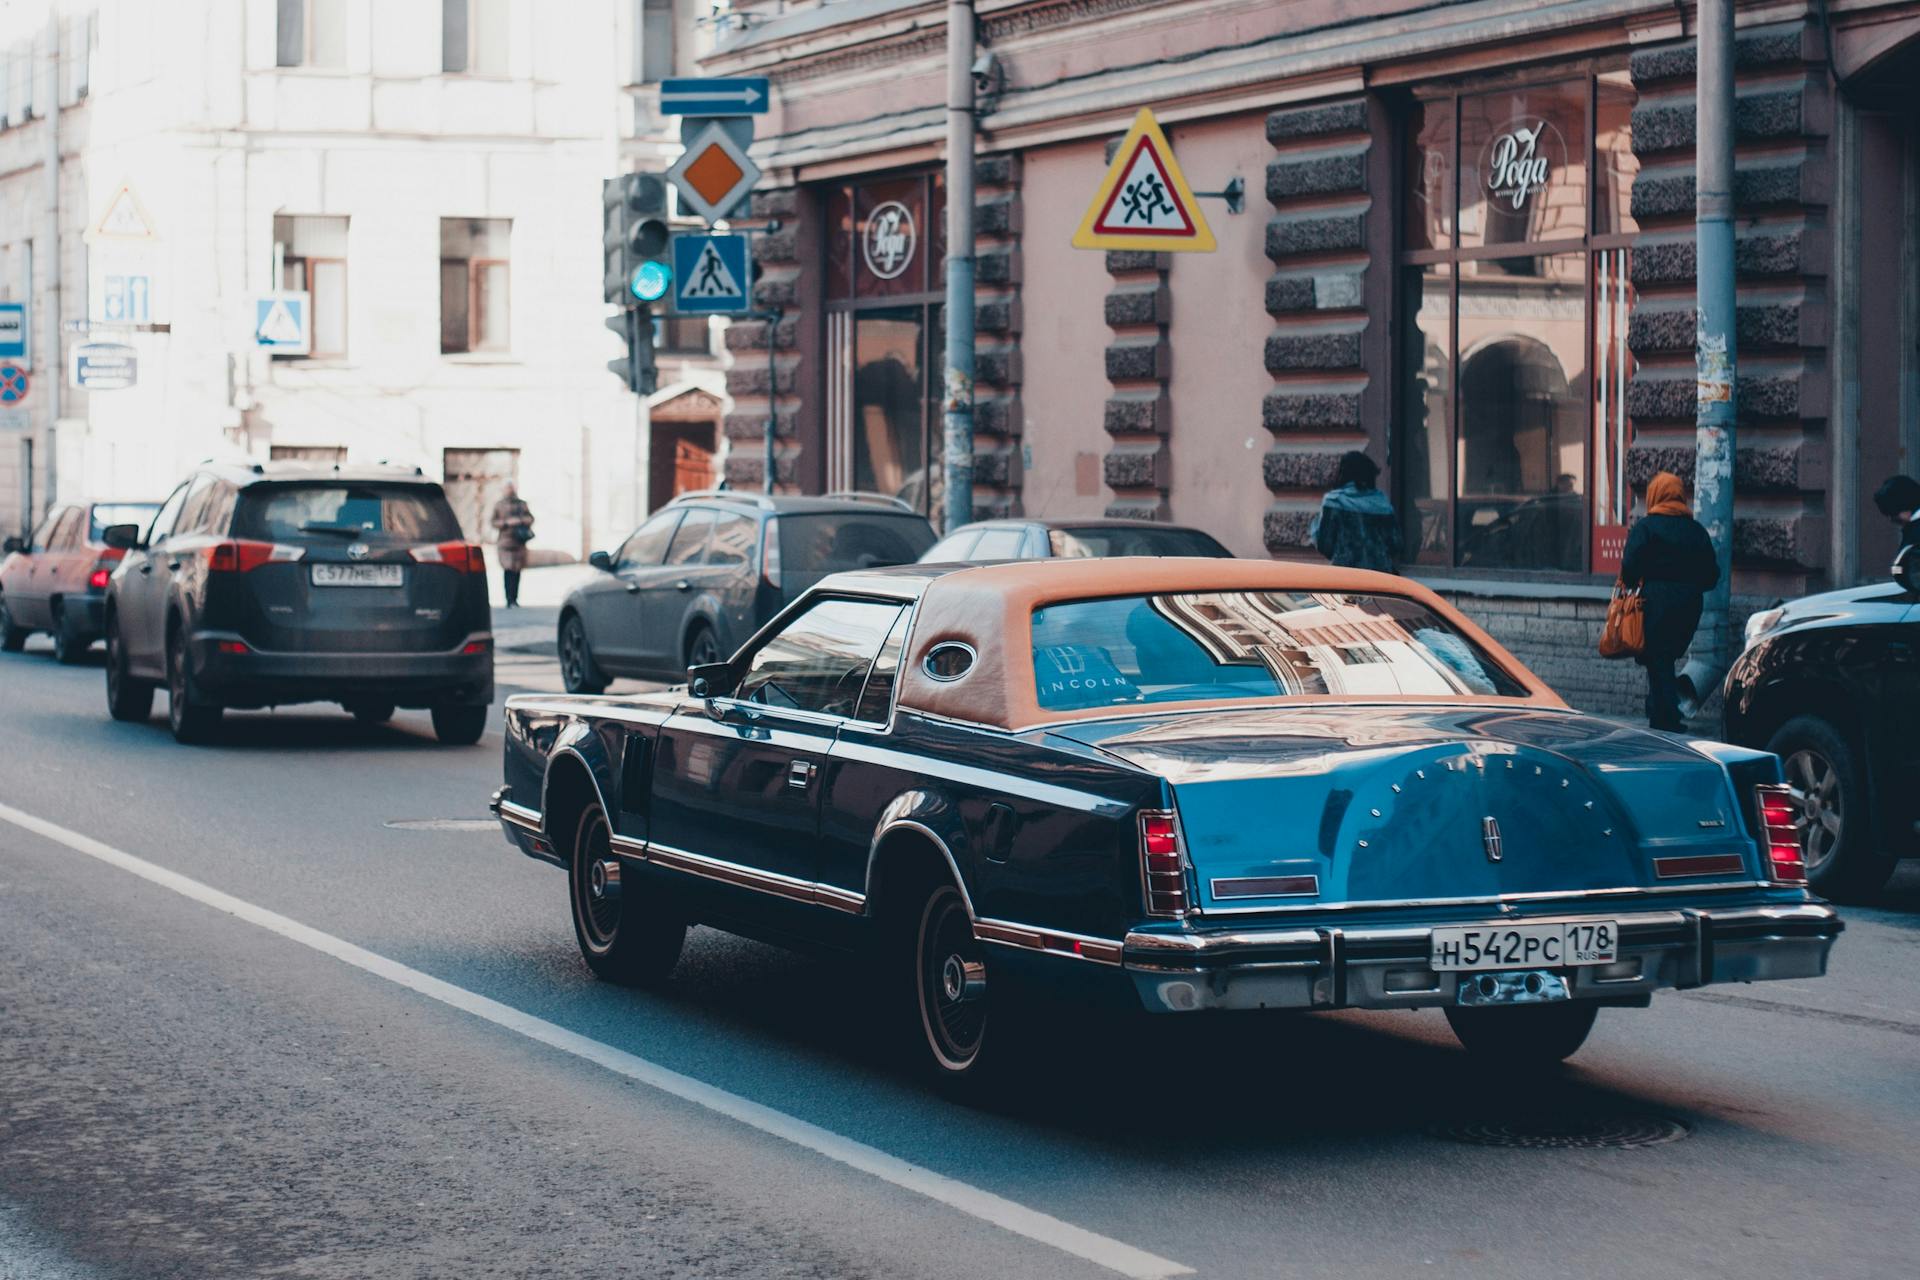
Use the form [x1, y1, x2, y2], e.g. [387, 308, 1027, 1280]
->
[444, 0, 509, 75]
[736, 599, 907, 717]
[853, 309, 925, 501]
[640, 0, 674, 83]
[273, 215, 348, 358]
[616, 511, 681, 570]
[1402, 264, 1453, 564]
[1459, 82, 1587, 249]
[278, 0, 345, 69]
[440, 218, 510, 354]
[1405, 99, 1454, 251]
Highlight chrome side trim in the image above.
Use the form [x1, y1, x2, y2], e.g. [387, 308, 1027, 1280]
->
[974, 917, 1125, 967]
[617, 837, 869, 914]
[1210, 874, 1320, 900]
[1190, 879, 1777, 916]
[541, 745, 615, 842]
[863, 816, 975, 919]
[496, 799, 543, 835]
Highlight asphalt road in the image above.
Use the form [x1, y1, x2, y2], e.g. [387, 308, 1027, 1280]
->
[2, 632, 1918, 1279]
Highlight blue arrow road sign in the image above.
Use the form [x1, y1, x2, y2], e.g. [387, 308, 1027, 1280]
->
[659, 77, 769, 116]
[0, 302, 26, 360]
[671, 233, 751, 315]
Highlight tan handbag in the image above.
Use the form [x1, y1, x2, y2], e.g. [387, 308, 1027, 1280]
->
[1597, 581, 1645, 659]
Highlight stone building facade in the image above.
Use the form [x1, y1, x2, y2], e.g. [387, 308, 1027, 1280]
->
[702, 0, 1920, 717]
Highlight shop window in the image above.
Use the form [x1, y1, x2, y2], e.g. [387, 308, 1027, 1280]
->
[638, 0, 674, 83]
[1398, 71, 1637, 576]
[440, 218, 511, 354]
[277, 0, 346, 70]
[443, 0, 509, 76]
[274, 215, 348, 358]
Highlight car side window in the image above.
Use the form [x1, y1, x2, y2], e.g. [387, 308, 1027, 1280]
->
[147, 483, 191, 545]
[27, 511, 60, 552]
[969, 526, 1026, 560]
[665, 508, 715, 567]
[735, 598, 906, 717]
[922, 528, 982, 563]
[615, 510, 682, 571]
[203, 483, 239, 536]
[706, 511, 755, 570]
[174, 475, 218, 536]
[852, 607, 912, 723]
[51, 508, 84, 551]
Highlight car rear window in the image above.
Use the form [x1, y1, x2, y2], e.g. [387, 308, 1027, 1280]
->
[1030, 590, 1529, 711]
[233, 484, 463, 542]
[89, 504, 159, 542]
[779, 513, 935, 580]
[1049, 526, 1231, 558]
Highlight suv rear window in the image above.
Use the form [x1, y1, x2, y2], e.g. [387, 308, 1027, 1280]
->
[780, 514, 935, 578]
[233, 484, 463, 542]
[1030, 590, 1529, 711]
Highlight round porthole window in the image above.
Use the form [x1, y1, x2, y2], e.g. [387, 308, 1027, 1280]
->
[922, 641, 976, 682]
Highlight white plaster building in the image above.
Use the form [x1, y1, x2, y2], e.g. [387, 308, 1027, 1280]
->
[0, 0, 729, 558]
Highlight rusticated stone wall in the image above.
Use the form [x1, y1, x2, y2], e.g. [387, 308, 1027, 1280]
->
[723, 185, 807, 490]
[1259, 96, 1392, 556]
[1625, 21, 1832, 588]
[1100, 136, 1172, 519]
[972, 154, 1025, 518]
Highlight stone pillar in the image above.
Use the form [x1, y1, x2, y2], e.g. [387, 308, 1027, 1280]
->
[972, 153, 1024, 517]
[1260, 97, 1388, 556]
[1626, 22, 1833, 590]
[724, 186, 806, 491]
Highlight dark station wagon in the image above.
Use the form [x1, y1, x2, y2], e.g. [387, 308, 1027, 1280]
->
[494, 558, 1841, 1087]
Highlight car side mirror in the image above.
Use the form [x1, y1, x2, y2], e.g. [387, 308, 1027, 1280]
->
[1894, 544, 1916, 594]
[1, 535, 21, 555]
[687, 661, 736, 701]
[100, 523, 143, 551]
[589, 550, 613, 572]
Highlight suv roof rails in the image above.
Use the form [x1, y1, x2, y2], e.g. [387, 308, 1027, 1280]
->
[670, 489, 777, 511]
[822, 490, 916, 513]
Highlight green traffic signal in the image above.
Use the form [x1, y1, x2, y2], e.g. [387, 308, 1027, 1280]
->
[630, 260, 672, 303]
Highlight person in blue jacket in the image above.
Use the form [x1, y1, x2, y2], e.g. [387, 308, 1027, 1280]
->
[1311, 451, 1401, 574]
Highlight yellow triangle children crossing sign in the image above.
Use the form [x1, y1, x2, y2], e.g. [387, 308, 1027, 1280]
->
[1073, 108, 1215, 252]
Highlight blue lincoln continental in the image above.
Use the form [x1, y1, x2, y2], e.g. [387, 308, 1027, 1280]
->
[492, 558, 1841, 1087]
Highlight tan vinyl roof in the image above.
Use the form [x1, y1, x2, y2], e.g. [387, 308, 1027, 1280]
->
[891, 558, 1564, 731]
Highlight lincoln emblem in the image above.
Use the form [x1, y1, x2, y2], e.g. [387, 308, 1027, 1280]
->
[1482, 816, 1504, 862]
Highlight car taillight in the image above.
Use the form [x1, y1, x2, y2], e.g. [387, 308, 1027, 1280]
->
[206, 541, 304, 572]
[411, 542, 484, 572]
[89, 566, 112, 589]
[1139, 809, 1189, 918]
[760, 519, 782, 590]
[1754, 783, 1807, 885]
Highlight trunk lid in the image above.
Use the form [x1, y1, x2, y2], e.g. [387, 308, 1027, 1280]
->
[1050, 706, 1756, 911]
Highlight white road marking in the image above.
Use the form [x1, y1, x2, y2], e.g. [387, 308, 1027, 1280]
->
[0, 800, 1192, 1280]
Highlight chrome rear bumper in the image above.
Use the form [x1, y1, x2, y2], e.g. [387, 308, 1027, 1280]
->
[1122, 902, 1842, 1013]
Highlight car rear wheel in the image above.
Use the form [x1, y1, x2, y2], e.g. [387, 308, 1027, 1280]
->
[685, 624, 721, 670]
[558, 613, 608, 695]
[430, 701, 487, 745]
[568, 803, 685, 985]
[0, 597, 26, 652]
[51, 605, 86, 665]
[1444, 1001, 1598, 1066]
[166, 629, 223, 744]
[905, 879, 1013, 1091]
[346, 700, 395, 725]
[1766, 714, 1890, 898]
[104, 616, 154, 723]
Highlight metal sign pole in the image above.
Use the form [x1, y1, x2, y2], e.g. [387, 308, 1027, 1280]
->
[941, 0, 976, 535]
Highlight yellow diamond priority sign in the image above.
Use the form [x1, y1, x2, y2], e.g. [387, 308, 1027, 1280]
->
[1073, 108, 1215, 253]
[668, 123, 762, 224]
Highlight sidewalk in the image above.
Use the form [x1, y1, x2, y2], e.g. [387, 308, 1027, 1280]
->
[485, 563, 597, 656]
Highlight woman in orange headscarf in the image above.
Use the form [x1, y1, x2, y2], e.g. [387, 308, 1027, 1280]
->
[1620, 472, 1718, 731]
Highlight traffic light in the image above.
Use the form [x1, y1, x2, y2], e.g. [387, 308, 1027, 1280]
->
[602, 173, 672, 306]
[605, 308, 659, 396]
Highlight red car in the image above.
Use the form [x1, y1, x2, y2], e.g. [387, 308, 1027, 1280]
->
[1, 500, 161, 663]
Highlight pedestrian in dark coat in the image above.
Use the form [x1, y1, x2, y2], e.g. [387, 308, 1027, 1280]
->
[489, 484, 535, 608]
[1620, 471, 1717, 731]
[1311, 451, 1401, 574]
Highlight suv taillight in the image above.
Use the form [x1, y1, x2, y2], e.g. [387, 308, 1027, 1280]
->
[411, 542, 484, 572]
[206, 541, 304, 573]
[760, 518, 782, 590]
[1753, 783, 1807, 885]
[1139, 809, 1190, 918]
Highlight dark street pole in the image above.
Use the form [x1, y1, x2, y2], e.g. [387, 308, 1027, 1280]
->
[941, 0, 975, 533]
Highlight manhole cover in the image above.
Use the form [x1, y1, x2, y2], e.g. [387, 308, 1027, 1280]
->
[1433, 1115, 1689, 1149]
[384, 819, 500, 832]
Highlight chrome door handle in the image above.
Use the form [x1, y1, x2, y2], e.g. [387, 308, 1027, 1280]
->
[166, 560, 181, 571]
[675, 579, 692, 592]
[787, 759, 816, 790]
[623, 581, 640, 593]
[138, 564, 152, 575]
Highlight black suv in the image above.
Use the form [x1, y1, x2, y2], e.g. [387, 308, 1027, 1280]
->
[1721, 547, 1919, 896]
[102, 462, 494, 744]
[558, 491, 935, 692]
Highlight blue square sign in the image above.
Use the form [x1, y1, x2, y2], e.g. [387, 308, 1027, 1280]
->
[671, 233, 751, 315]
[254, 292, 310, 354]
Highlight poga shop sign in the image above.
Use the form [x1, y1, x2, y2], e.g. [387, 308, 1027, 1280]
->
[1482, 119, 1563, 211]
[863, 201, 917, 280]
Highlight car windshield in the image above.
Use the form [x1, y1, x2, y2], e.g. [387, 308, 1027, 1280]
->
[1049, 526, 1230, 558]
[779, 513, 936, 589]
[89, 504, 160, 541]
[1030, 591, 1529, 711]
[233, 484, 462, 542]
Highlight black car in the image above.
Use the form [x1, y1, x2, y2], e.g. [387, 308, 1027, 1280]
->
[101, 462, 494, 744]
[557, 490, 934, 693]
[918, 517, 1232, 563]
[1, 500, 161, 662]
[1722, 548, 1920, 896]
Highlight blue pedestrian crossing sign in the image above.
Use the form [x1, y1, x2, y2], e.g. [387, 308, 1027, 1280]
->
[659, 77, 769, 117]
[253, 292, 310, 355]
[671, 233, 751, 315]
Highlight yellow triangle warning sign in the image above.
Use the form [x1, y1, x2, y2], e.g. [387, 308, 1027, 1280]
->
[91, 184, 157, 241]
[1073, 108, 1215, 253]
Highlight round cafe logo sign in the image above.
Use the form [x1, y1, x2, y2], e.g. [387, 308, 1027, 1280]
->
[1481, 118, 1563, 211]
[862, 201, 917, 280]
